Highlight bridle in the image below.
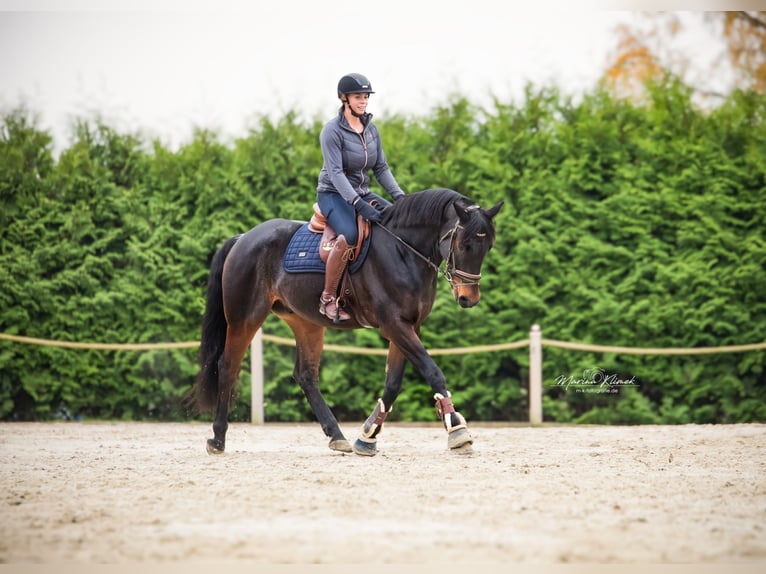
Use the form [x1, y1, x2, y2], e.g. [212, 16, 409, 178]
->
[374, 213, 483, 292]
[439, 221, 483, 289]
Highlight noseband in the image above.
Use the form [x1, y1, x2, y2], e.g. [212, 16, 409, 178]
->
[438, 221, 482, 289]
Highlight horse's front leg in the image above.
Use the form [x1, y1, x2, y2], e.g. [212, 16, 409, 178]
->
[432, 391, 473, 451]
[382, 324, 473, 452]
[353, 343, 407, 456]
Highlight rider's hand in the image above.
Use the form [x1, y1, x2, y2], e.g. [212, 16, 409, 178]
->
[373, 201, 389, 213]
[354, 198, 382, 223]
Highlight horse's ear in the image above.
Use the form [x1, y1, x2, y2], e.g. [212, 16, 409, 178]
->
[453, 200, 473, 224]
[485, 201, 504, 220]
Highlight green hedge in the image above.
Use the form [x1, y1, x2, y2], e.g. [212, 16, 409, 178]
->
[2, 78, 765, 423]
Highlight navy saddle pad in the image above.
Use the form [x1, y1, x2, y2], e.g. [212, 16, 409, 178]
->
[283, 223, 371, 274]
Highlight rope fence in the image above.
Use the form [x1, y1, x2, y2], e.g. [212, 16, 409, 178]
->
[3, 328, 765, 424]
[0, 332, 531, 355]
[2, 331, 765, 355]
[541, 338, 766, 355]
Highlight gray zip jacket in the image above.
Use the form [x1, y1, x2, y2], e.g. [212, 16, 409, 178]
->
[317, 107, 404, 204]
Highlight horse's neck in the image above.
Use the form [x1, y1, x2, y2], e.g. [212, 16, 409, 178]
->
[387, 223, 445, 266]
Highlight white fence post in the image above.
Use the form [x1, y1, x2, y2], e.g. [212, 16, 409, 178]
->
[529, 324, 543, 424]
[250, 328, 264, 425]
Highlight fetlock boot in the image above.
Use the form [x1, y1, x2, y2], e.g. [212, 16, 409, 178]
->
[319, 234, 352, 322]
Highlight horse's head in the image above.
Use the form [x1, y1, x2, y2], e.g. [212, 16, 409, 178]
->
[440, 199, 504, 307]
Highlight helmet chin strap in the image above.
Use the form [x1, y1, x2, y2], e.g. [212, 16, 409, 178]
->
[342, 96, 366, 118]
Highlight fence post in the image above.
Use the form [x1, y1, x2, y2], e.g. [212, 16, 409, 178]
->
[250, 328, 264, 425]
[529, 324, 542, 424]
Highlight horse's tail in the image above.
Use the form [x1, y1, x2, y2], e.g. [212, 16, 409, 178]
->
[191, 234, 240, 413]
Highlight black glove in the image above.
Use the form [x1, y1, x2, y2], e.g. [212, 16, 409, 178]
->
[370, 197, 392, 213]
[354, 199, 382, 223]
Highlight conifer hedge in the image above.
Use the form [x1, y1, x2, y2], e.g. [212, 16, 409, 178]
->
[2, 78, 764, 423]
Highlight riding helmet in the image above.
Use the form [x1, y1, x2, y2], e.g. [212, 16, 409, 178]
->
[337, 73, 375, 97]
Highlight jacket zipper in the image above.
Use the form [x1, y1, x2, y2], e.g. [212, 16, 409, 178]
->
[357, 130, 368, 195]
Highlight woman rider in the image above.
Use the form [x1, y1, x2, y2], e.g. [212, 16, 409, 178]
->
[316, 72, 405, 322]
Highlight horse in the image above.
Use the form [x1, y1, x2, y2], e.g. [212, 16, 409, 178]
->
[191, 188, 503, 456]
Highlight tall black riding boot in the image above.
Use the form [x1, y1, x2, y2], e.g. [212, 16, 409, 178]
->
[319, 234, 352, 322]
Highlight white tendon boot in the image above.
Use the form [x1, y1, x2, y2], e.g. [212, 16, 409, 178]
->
[434, 392, 473, 450]
[353, 398, 391, 456]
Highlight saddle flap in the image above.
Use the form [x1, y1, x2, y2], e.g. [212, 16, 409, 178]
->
[313, 203, 369, 264]
[283, 222, 372, 275]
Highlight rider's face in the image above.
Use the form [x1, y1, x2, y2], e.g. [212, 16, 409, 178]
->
[345, 93, 369, 114]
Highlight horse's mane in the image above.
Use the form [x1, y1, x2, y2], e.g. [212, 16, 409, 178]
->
[383, 188, 469, 228]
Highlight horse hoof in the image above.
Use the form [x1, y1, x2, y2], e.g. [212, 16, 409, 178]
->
[206, 438, 225, 455]
[329, 438, 353, 453]
[352, 438, 378, 457]
[451, 442, 474, 455]
[448, 428, 473, 451]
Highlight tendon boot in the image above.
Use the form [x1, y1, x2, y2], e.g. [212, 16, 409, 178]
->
[319, 234, 352, 323]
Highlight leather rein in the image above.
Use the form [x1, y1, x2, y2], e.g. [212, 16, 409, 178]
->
[374, 218, 482, 290]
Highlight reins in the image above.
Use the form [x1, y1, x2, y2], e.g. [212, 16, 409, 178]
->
[374, 220, 481, 289]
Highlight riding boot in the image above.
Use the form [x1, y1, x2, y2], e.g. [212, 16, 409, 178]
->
[319, 234, 352, 322]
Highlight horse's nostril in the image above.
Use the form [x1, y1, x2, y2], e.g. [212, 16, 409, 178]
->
[458, 295, 476, 308]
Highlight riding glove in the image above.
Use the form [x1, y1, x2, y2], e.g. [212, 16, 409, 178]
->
[354, 198, 382, 223]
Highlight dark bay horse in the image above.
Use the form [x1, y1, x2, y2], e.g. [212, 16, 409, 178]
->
[192, 188, 503, 456]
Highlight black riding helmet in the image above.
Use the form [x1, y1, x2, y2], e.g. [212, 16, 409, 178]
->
[337, 73, 375, 98]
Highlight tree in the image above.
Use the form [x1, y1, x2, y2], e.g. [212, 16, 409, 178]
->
[720, 11, 766, 92]
[604, 12, 766, 100]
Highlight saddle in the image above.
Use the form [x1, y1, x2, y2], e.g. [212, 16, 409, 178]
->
[308, 202, 370, 263]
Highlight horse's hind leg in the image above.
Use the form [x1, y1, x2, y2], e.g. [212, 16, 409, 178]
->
[283, 316, 352, 453]
[207, 323, 257, 454]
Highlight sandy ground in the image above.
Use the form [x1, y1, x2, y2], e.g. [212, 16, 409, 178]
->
[1, 421, 765, 565]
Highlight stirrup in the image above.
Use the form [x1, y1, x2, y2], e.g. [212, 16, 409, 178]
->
[320, 296, 350, 322]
